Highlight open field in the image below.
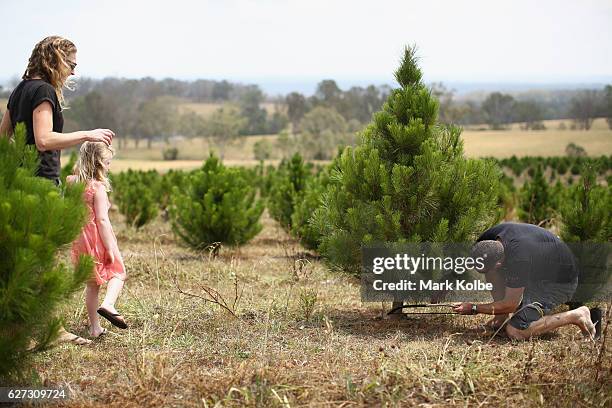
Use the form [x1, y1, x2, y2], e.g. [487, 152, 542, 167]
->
[113, 134, 279, 162]
[461, 127, 612, 158]
[40, 211, 611, 407]
[108, 118, 612, 172]
[178, 102, 281, 117]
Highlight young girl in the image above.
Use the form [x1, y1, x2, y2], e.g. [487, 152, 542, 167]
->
[68, 141, 127, 338]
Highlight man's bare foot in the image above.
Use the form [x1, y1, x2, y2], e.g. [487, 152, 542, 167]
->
[574, 306, 596, 339]
[56, 327, 92, 346]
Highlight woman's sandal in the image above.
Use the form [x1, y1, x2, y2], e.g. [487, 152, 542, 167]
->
[67, 334, 92, 346]
[97, 307, 128, 329]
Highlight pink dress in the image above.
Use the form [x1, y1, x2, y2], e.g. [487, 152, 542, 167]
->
[69, 176, 126, 285]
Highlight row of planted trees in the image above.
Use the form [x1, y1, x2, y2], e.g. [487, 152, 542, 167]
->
[493, 154, 612, 179]
[2, 47, 610, 382]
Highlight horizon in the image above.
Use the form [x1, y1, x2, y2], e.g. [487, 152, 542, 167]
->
[2, 75, 610, 98]
[1, 0, 610, 93]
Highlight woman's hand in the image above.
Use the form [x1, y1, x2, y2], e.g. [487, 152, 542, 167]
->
[87, 129, 115, 145]
[105, 250, 115, 265]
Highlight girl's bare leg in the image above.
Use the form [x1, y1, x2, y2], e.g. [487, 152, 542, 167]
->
[100, 277, 124, 315]
[86, 280, 104, 337]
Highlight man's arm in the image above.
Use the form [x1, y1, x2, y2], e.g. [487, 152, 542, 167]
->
[454, 286, 524, 315]
[486, 267, 506, 302]
[0, 109, 12, 138]
[33, 102, 114, 151]
[474, 286, 524, 315]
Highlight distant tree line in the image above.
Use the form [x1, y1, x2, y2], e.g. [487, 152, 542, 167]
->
[432, 83, 612, 131]
[59, 78, 291, 149]
[1, 77, 611, 159]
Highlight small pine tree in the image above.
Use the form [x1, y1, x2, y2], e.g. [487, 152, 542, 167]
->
[560, 163, 611, 304]
[518, 165, 552, 225]
[267, 153, 311, 230]
[549, 179, 565, 213]
[111, 170, 159, 228]
[258, 164, 277, 198]
[0, 124, 92, 381]
[291, 164, 333, 250]
[560, 163, 611, 243]
[311, 47, 501, 274]
[158, 169, 186, 212]
[496, 173, 516, 221]
[169, 155, 264, 249]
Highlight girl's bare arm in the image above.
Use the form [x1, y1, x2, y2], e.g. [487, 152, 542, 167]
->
[93, 184, 118, 254]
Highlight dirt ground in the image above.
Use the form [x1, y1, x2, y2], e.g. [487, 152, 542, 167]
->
[35, 211, 611, 407]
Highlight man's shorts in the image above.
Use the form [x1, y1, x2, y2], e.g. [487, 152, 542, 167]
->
[508, 278, 578, 330]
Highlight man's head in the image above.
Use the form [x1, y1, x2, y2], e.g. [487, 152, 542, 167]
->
[471, 240, 504, 274]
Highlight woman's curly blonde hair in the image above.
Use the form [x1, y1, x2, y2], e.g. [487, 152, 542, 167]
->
[73, 142, 114, 192]
[23, 36, 77, 109]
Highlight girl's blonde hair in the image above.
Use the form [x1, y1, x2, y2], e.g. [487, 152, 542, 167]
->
[73, 142, 114, 192]
[23, 36, 77, 109]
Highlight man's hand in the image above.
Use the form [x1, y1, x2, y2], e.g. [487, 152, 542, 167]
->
[453, 302, 475, 315]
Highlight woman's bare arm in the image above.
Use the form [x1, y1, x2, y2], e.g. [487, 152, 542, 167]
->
[0, 108, 12, 138]
[33, 101, 114, 151]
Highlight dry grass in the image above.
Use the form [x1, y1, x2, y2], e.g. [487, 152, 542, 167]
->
[461, 129, 612, 158]
[34, 211, 611, 407]
[178, 102, 280, 118]
[461, 118, 612, 158]
[113, 135, 279, 162]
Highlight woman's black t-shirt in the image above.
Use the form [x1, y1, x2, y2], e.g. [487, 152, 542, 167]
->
[7, 79, 64, 180]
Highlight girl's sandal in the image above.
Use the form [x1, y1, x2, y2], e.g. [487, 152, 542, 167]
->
[97, 307, 128, 329]
[90, 328, 108, 339]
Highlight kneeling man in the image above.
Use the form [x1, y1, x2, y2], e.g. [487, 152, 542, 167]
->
[453, 222, 596, 340]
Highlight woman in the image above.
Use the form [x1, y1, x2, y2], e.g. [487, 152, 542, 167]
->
[0, 36, 116, 345]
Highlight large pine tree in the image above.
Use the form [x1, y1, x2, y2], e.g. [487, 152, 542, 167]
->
[0, 124, 92, 381]
[311, 47, 501, 274]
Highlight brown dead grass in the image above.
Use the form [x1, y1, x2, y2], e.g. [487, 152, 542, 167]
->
[113, 134, 279, 162]
[32, 211, 611, 407]
[178, 102, 279, 118]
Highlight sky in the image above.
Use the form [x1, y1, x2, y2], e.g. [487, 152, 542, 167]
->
[1, 0, 611, 94]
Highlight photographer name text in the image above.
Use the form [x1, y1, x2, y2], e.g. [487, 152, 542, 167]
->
[372, 279, 492, 291]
